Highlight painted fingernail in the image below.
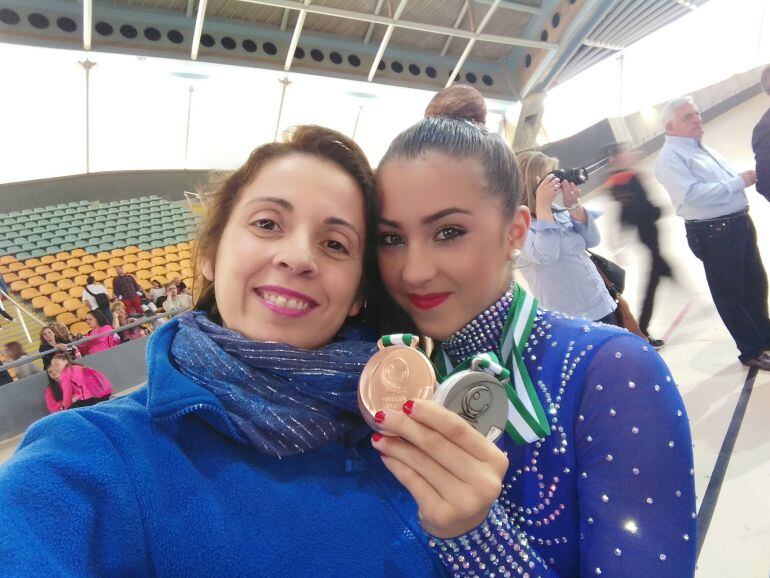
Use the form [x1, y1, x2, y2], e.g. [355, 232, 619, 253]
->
[372, 433, 383, 443]
[374, 410, 386, 423]
[402, 400, 414, 415]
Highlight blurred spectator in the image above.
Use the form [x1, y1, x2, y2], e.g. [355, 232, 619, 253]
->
[0, 273, 13, 323]
[4, 341, 42, 379]
[171, 276, 188, 295]
[605, 144, 672, 348]
[516, 151, 619, 324]
[162, 283, 192, 315]
[146, 279, 166, 309]
[112, 266, 143, 315]
[111, 302, 147, 342]
[81, 275, 113, 325]
[78, 310, 121, 356]
[656, 96, 770, 370]
[752, 65, 770, 203]
[38, 325, 78, 370]
[44, 354, 113, 413]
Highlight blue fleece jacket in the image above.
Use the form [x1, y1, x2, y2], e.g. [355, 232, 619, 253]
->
[0, 319, 448, 577]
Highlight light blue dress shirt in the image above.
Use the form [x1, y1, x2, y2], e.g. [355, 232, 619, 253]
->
[654, 134, 748, 220]
[519, 209, 616, 321]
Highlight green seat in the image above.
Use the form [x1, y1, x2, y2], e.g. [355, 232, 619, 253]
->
[15, 252, 32, 260]
[59, 243, 76, 251]
[46, 246, 61, 254]
[29, 249, 47, 258]
[20, 242, 36, 251]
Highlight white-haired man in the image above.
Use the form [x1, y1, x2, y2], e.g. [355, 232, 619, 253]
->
[656, 96, 770, 370]
[751, 65, 770, 203]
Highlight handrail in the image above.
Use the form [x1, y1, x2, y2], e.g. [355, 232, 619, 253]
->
[0, 289, 46, 328]
[0, 308, 189, 373]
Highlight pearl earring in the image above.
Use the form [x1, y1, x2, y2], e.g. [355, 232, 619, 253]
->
[509, 248, 521, 262]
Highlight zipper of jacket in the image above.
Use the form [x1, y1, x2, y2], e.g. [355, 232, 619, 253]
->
[345, 444, 443, 575]
[157, 403, 246, 443]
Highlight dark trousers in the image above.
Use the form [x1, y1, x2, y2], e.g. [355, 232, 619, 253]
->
[0, 308, 11, 321]
[597, 309, 620, 327]
[685, 213, 770, 362]
[630, 220, 672, 335]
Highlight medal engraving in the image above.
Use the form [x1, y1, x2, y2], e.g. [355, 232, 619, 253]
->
[434, 372, 508, 442]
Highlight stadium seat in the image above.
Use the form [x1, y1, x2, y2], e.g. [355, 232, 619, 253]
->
[75, 306, 90, 319]
[150, 256, 166, 266]
[20, 287, 40, 300]
[80, 254, 97, 265]
[122, 263, 137, 274]
[71, 248, 87, 257]
[51, 262, 67, 272]
[78, 264, 95, 275]
[124, 246, 140, 255]
[108, 257, 123, 267]
[51, 291, 69, 305]
[166, 262, 181, 273]
[40, 255, 56, 265]
[55, 252, 72, 261]
[111, 248, 126, 257]
[44, 272, 63, 283]
[68, 286, 83, 299]
[38, 283, 57, 297]
[123, 254, 139, 264]
[25, 258, 42, 268]
[34, 264, 52, 275]
[92, 270, 107, 282]
[17, 270, 34, 281]
[27, 275, 46, 288]
[61, 268, 78, 279]
[8, 262, 24, 273]
[93, 261, 110, 272]
[151, 248, 165, 257]
[73, 274, 88, 286]
[43, 303, 65, 318]
[56, 279, 75, 290]
[31, 295, 50, 310]
[10, 280, 29, 292]
[62, 299, 82, 313]
[136, 270, 151, 281]
[96, 251, 111, 261]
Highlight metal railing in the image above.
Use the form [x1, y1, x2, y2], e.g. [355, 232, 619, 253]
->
[0, 289, 46, 344]
[0, 308, 189, 374]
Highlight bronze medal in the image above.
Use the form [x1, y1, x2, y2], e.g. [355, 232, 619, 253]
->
[358, 337, 437, 432]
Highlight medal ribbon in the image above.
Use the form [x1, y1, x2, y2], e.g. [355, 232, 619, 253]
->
[434, 284, 550, 445]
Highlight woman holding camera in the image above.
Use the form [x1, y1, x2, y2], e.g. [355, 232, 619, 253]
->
[517, 151, 618, 324]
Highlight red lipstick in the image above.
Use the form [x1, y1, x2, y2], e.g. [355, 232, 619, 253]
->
[407, 293, 451, 310]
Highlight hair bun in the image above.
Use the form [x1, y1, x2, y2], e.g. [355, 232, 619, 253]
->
[424, 84, 487, 125]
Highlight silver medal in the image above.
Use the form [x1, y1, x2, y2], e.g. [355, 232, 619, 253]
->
[433, 371, 508, 442]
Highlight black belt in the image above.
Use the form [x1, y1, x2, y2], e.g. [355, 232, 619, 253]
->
[685, 208, 748, 225]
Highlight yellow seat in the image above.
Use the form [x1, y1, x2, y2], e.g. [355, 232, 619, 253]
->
[177, 242, 191, 250]
[31, 295, 50, 310]
[80, 254, 97, 265]
[70, 248, 87, 257]
[178, 250, 192, 260]
[124, 246, 140, 255]
[108, 257, 123, 266]
[34, 265, 52, 275]
[63, 298, 82, 313]
[55, 252, 72, 261]
[123, 254, 139, 264]
[96, 251, 111, 261]
[150, 256, 166, 266]
[39, 283, 57, 297]
[28, 275, 46, 288]
[51, 291, 69, 304]
[166, 262, 182, 273]
[136, 269, 151, 281]
[50, 262, 66, 272]
[70, 321, 91, 336]
[73, 274, 88, 286]
[0, 264, 9, 275]
[94, 261, 110, 272]
[137, 251, 153, 260]
[136, 259, 152, 270]
[56, 311, 78, 326]
[68, 286, 83, 299]
[78, 264, 95, 275]
[44, 272, 63, 283]
[40, 255, 56, 264]
[10, 280, 29, 292]
[0, 255, 17, 265]
[180, 267, 193, 278]
[92, 270, 107, 282]
[25, 258, 42, 268]
[56, 279, 75, 290]
[62, 268, 79, 279]
[151, 248, 165, 257]
[5, 272, 21, 282]
[122, 263, 137, 274]
[20, 287, 40, 300]
[44, 303, 65, 318]
[110, 248, 126, 257]
[8, 262, 24, 272]
[150, 266, 166, 276]
[75, 305, 90, 319]
[66, 258, 82, 268]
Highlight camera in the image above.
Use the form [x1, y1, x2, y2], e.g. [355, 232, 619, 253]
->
[550, 167, 588, 185]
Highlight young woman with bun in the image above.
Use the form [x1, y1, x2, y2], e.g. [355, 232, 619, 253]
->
[373, 85, 696, 577]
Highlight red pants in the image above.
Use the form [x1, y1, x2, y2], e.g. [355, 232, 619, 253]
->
[121, 295, 143, 315]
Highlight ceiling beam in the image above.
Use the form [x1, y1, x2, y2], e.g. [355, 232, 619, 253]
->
[475, 0, 540, 15]
[83, 0, 92, 50]
[190, 0, 209, 60]
[441, 1, 470, 57]
[367, 0, 409, 81]
[284, 0, 311, 71]
[238, 0, 557, 50]
[280, 8, 290, 30]
[186, 0, 195, 18]
[363, 0, 386, 44]
[446, 0, 501, 88]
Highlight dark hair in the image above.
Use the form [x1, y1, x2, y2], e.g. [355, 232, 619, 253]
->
[4, 341, 25, 360]
[87, 309, 110, 327]
[425, 84, 487, 124]
[379, 91, 522, 219]
[46, 354, 70, 402]
[86, 276, 95, 285]
[194, 125, 380, 329]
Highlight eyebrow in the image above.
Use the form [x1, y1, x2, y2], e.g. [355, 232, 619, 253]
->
[379, 207, 473, 228]
[245, 197, 361, 241]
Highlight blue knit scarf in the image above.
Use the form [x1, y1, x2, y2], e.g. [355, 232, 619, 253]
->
[170, 311, 378, 458]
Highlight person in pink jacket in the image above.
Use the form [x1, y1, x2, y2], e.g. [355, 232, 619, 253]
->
[45, 354, 113, 413]
[78, 310, 121, 355]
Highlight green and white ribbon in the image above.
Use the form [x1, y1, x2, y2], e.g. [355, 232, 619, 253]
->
[434, 284, 550, 445]
[379, 333, 418, 348]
